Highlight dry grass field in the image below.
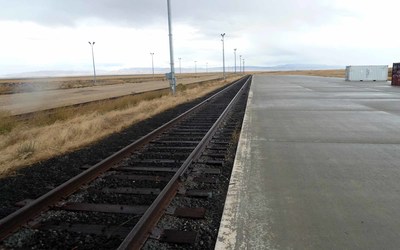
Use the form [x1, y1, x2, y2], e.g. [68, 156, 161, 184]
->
[0, 75, 241, 176]
[0, 73, 221, 94]
[255, 69, 346, 78]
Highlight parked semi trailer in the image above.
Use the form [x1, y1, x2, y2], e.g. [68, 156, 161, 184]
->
[345, 65, 388, 82]
[392, 63, 400, 86]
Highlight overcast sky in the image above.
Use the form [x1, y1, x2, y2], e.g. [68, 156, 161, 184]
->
[0, 0, 399, 75]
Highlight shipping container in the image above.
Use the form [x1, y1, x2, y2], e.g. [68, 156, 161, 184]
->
[345, 65, 388, 81]
[392, 63, 400, 86]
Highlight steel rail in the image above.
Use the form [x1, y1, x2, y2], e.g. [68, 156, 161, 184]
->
[117, 75, 252, 250]
[0, 75, 249, 241]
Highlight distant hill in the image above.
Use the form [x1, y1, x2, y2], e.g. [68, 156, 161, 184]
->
[1, 70, 93, 78]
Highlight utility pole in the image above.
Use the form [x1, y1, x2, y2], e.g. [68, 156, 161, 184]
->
[234, 48, 237, 73]
[221, 33, 226, 79]
[167, 0, 176, 95]
[88, 41, 96, 85]
[239, 55, 242, 74]
[178, 57, 182, 74]
[243, 58, 245, 73]
[150, 52, 155, 79]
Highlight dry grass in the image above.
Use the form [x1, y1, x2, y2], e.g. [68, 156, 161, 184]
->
[0, 110, 17, 135]
[0, 73, 222, 94]
[0, 75, 241, 176]
[24, 89, 170, 128]
[0, 85, 13, 94]
[255, 69, 346, 78]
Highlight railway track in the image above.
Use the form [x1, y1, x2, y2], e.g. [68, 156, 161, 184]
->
[0, 75, 252, 249]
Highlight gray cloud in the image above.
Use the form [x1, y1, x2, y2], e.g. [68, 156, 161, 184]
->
[0, 0, 164, 26]
[0, 0, 341, 32]
[0, 0, 344, 65]
[3, 0, 387, 74]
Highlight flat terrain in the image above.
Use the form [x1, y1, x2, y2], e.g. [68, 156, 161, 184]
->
[255, 69, 346, 78]
[217, 75, 400, 249]
[0, 73, 227, 115]
[255, 68, 393, 80]
[0, 73, 221, 93]
[0, 70, 350, 115]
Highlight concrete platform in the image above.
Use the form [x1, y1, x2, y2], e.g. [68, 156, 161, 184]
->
[216, 75, 400, 249]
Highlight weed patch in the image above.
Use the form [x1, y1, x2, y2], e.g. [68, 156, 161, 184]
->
[17, 141, 36, 159]
[0, 111, 17, 134]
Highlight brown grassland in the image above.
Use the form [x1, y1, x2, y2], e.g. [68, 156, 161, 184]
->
[255, 69, 346, 78]
[0, 73, 220, 94]
[0, 75, 241, 176]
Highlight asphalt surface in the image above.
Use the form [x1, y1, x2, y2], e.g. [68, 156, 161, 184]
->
[216, 75, 400, 249]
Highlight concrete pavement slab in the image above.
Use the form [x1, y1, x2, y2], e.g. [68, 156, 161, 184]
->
[216, 75, 400, 249]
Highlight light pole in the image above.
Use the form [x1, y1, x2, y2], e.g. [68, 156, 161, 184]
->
[234, 48, 237, 73]
[150, 52, 155, 79]
[243, 58, 245, 73]
[167, 0, 176, 95]
[88, 41, 96, 85]
[194, 61, 197, 74]
[221, 33, 226, 79]
[239, 55, 242, 74]
[178, 57, 182, 74]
